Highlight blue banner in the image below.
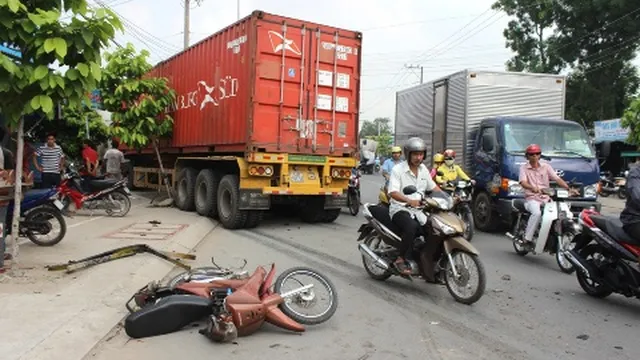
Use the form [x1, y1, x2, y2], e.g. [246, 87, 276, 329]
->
[0, 42, 22, 59]
[593, 118, 630, 143]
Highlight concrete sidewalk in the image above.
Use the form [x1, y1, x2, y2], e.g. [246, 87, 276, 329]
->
[599, 196, 625, 214]
[0, 193, 219, 360]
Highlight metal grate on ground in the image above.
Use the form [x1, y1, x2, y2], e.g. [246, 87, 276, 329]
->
[102, 222, 188, 241]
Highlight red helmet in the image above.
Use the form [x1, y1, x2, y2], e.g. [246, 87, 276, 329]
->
[525, 144, 541, 155]
[443, 149, 456, 158]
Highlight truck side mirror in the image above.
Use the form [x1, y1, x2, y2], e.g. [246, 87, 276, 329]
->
[482, 134, 494, 152]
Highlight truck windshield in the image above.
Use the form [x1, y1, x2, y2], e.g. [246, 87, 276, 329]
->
[503, 121, 595, 158]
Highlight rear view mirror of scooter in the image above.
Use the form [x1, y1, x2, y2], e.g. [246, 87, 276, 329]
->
[403, 185, 418, 195]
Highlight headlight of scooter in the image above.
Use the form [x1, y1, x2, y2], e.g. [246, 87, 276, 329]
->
[507, 180, 524, 196]
[431, 216, 457, 235]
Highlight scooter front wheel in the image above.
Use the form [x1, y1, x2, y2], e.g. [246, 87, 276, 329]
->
[444, 250, 486, 305]
[348, 190, 360, 216]
[274, 267, 339, 325]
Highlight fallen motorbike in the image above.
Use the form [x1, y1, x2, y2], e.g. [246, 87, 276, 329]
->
[357, 185, 486, 305]
[347, 168, 361, 216]
[5, 187, 67, 246]
[441, 179, 475, 241]
[124, 259, 339, 341]
[58, 163, 132, 217]
[563, 208, 640, 300]
[506, 183, 581, 273]
[598, 171, 626, 199]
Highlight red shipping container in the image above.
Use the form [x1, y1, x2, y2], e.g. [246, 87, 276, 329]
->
[148, 10, 362, 157]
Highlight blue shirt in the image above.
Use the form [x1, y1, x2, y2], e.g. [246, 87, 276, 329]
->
[382, 158, 402, 186]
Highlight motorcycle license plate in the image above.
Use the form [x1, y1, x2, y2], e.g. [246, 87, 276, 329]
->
[53, 199, 64, 210]
[124, 187, 131, 195]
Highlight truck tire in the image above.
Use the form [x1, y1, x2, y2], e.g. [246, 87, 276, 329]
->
[321, 209, 341, 223]
[175, 167, 197, 211]
[194, 169, 219, 218]
[216, 174, 249, 229]
[472, 191, 498, 232]
[300, 197, 324, 223]
[245, 211, 264, 228]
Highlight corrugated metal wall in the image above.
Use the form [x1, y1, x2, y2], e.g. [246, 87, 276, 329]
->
[444, 71, 467, 169]
[394, 84, 434, 160]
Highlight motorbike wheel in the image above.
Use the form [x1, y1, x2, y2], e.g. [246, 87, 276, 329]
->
[24, 205, 67, 247]
[555, 234, 576, 274]
[348, 191, 360, 216]
[443, 250, 486, 305]
[361, 236, 392, 281]
[106, 190, 132, 217]
[273, 267, 339, 325]
[617, 188, 626, 199]
[576, 245, 614, 298]
[461, 208, 474, 242]
[598, 190, 610, 197]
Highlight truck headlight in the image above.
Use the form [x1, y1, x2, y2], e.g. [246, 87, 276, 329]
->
[584, 184, 597, 199]
[507, 180, 524, 196]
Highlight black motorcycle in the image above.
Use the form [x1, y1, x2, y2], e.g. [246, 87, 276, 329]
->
[441, 179, 475, 241]
[347, 169, 361, 216]
[598, 171, 626, 199]
[563, 208, 640, 300]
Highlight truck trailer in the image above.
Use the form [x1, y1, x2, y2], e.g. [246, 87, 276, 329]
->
[394, 69, 601, 231]
[124, 10, 362, 229]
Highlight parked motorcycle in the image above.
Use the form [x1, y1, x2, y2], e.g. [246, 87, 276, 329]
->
[441, 179, 475, 241]
[5, 187, 67, 246]
[563, 208, 640, 300]
[357, 185, 486, 305]
[505, 184, 581, 273]
[598, 171, 626, 199]
[124, 260, 338, 341]
[58, 163, 132, 217]
[347, 168, 361, 215]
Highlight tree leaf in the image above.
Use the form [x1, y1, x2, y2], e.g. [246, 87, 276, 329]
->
[66, 68, 79, 81]
[30, 95, 41, 110]
[77, 63, 89, 77]
[44, 38, 56, 53]
[90, 62, 101, 81]
[7, 0, 19, 13]
[53, 37, 68, 58]
[39, 94, 54, 114]
[82, 29, 94, 44]
[22, 18, 37, 31]
[34, 65, 49, 80]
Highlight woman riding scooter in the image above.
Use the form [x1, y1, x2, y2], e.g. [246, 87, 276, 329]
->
[435, 149, 475, 185]
[430, 153, 444, 180]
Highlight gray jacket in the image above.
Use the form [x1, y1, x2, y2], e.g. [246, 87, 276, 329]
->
[620, 165, 640, 226]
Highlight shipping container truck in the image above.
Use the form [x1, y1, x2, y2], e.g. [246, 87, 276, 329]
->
[395, 69, 601, 231]
[124, 10, 362, 229]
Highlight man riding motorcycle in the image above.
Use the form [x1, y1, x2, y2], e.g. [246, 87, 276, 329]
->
[434, 149, 474, 186]
[381, 146, 403, 192]
[517, 144, 574, 245]
[388, 137, 440, 276]
[620, 159, 640, 238]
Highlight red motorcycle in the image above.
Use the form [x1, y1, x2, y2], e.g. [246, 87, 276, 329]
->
[57, 163, 132, 217]
[124, 261, 339, 341]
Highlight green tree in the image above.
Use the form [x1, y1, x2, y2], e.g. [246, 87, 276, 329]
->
[99, 43, 176, 196]
[367, 134, 393, 157]
[359, 117, 392, 138]
[0, 0, 121, 259]
[491, 0, 564, 73]
[620, 97, 640, 147]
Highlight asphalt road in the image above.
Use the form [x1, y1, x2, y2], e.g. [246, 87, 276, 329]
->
[86, 174, 637, 360]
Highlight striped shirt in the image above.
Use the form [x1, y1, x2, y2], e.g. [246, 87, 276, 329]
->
[37, 144, 64, 173]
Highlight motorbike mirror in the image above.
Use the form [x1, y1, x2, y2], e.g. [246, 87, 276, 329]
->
[402, 185, 417, 195]
[436, 170, 444, 176]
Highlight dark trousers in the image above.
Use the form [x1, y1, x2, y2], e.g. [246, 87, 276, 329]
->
[623, 223, 640, 239]
[392, 211, 421, 259]
[41, 173, 61, 189]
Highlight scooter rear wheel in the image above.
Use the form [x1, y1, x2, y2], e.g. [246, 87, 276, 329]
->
[274, 267, 338, 325]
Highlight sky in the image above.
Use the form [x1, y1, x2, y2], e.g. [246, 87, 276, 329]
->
[90, 0, 640, 130]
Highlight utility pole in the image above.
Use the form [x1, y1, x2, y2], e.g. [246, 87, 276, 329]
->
[405, 64, 424, 84]
[237, 0, 240, 20]
[183, 0, 204, 50]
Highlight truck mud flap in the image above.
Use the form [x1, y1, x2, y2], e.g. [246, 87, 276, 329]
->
[239, 189, 271, 210]
[324, 194, 347, 209]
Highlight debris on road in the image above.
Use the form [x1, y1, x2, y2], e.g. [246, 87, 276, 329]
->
[577, 334, 590, 340]
[501, 274, 511, 281]
[45, 244, 196, 274]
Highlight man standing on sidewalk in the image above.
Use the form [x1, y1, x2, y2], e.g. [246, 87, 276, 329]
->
[0, 131, 15, 272]
[104, 139, 124, 180]
[33, 132, 65, 188]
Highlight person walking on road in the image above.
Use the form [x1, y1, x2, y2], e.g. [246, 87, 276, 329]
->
[104, 139, 125, 181]
[620, 157, 640, 238]
[33, 132, 65, 189]
[0, 131, 16, 272]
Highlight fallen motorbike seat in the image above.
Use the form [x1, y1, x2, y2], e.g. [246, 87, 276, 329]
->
[368, 204, 402, 235]
[124, 294, 213, 339]
[88, 179, 119, 191]
[589, 215, 640, 246]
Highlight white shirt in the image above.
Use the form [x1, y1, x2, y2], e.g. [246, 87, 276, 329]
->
[388, 161, 437, 224]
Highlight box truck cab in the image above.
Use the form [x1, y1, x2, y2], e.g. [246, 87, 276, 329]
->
[471, 116, 601, 231]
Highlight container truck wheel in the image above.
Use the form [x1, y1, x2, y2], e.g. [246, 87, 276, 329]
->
[321, 209, 341, 223]
[472, 191, 498, 232]
[175, 167, 197, 211]
[195, 169, 219, 218]
[217, 174, 249, 229]
[244, 211, 264, 228]
[300, 197, 325, 223]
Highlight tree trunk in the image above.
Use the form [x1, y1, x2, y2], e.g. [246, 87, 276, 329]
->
[9, 117, 24, 260]
[152, 137, 172, 196]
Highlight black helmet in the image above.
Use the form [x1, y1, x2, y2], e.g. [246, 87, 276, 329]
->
[403, 137, 427, 160]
